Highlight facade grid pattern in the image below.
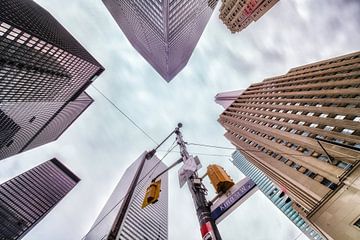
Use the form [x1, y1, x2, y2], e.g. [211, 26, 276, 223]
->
[232, 150, 326, 240]
[219, 51, 360, 213]
[0, 158, 80, 240]
[219, 0, 279, 33]
[102, 0, 218, 81]
[0, 0, 104, 161]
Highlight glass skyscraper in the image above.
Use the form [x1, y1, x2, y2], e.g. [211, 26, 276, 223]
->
[0, 158, 80, 239]
[84, 152, 168, 240]
[232, 150, 325, 240]
[102, 0, 218, 81]
[0, 0, 104, 161]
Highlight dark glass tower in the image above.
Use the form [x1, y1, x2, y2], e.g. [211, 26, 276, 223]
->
[0, 0, 104, 160]
[102, 0, 218, 81]
[0, 158, 80, 240]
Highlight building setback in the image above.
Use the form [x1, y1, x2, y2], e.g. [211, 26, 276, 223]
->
[84, 152, 168, 240]
[219, 0, 279, 33]
[0, 158, 80, 240]
[215, 89, 244, 109]
[0, 0, 104, 161]
[102, 0, 218, 82]
[219, 51, 360, 240]
[232, 150, 326, 240]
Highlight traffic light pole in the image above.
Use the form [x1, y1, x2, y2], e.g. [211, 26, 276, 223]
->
[175, 123, 222, 240]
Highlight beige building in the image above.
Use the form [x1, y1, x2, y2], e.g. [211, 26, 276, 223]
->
[219, 51, 360, 239]
[219, 0, 279, 33]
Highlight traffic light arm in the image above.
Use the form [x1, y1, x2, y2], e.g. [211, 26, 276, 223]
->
[151, 158, 183, 182]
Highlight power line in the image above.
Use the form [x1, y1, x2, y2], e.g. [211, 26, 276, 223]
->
[157, 149, 231, 158]
[186, 142, 358, 159]
[187, 142, 235, 150]
[91, 84, 158, 145]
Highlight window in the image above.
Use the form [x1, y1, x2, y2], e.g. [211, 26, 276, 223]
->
[6, 139, 14, 147]
[354, 218, 360, 229]
[29, 116, 36, 123]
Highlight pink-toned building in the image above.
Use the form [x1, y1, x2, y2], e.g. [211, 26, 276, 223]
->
[102, 0, 218, 82]
[215, 89, 244, 109]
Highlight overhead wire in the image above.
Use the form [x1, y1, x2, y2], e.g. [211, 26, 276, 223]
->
[91, 84, 158, 145]
[186, 142, 359, 159]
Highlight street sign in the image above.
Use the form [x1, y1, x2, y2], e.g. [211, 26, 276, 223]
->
[178, 156, 201, 187]
[210, 178, 257, 223]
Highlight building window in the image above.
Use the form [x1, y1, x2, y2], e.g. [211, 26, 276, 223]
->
[29, 116, 36, 123]
[353, 218, 360, 229]
[6, 139, 14, 147]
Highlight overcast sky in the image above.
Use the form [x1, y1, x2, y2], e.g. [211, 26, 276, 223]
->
[0, 0, 360, 239]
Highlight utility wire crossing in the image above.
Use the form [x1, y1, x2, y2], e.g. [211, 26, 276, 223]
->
[91, 84, 158, 145]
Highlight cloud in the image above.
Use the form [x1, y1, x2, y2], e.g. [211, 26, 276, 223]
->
[0, 0, 358, 239]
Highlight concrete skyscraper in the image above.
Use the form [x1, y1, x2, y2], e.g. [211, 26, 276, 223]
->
[0, 158, 80, 239]
[102, 0, 218, 81]
[219, 0, 279, 33]
[0, 0, 104, 160]
[219, 51, 360, 240]
[84, 152, 168, 240]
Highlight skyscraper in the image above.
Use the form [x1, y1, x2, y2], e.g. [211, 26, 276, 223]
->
[84, 152, 168, 240]
[232, 150, 326, 240]
[102, 0, 218, 81]
[0, 0, 104, 160]
[219, 0, 279, 33]
[0, 158, 80, 240]
[215, 89, 244, 109]
[218, 51, 360, 239]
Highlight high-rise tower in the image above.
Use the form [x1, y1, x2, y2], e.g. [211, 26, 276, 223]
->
[84, 152, 168, 240]
[232, 150, 326, 240]
[102, 0, 218, 81]
[219, 0, 279, 33]
[219, 51, 360, 240]
[0, 0, 104, 160]
[0, 158, 80, 239]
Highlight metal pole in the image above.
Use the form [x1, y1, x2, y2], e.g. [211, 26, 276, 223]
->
[175, 123, 222, 240]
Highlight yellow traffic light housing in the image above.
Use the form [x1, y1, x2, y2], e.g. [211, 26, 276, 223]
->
[207, 164, 234, 193]
[142, 179, 161, 209]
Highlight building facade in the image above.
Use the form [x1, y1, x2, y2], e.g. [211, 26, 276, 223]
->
[215, 89, 244, 109]
[84, 152, 168, 240]
[232, 150, 326, 240]
[0, 0, 104, 160]
[219, 0, 279, 33]
[0, 158, 80, 239]
[219, 51, 360, 239]
[102, 0, 218, 81]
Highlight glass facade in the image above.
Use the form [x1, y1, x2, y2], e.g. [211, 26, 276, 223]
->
[102, 0, 218, 81]
[0, 0, 104, 161]
[0, 158, 80, 240]
[232, 151, 326, 240]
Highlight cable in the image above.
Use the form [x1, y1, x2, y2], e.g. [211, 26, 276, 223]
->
[157, 149, 231, 158]
[82, 146, 177, 238]
[160, 139, 177, 161]
[187, 142, 235, 150]
[91, 84, 158, 145]
[186, 142, 359, 159]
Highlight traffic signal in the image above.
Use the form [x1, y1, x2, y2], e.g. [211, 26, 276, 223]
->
[207, 164, 234, 193]
[141, 179, 161, 209]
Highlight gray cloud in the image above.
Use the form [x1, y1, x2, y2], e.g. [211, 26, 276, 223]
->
[0, 0, 359, 239]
